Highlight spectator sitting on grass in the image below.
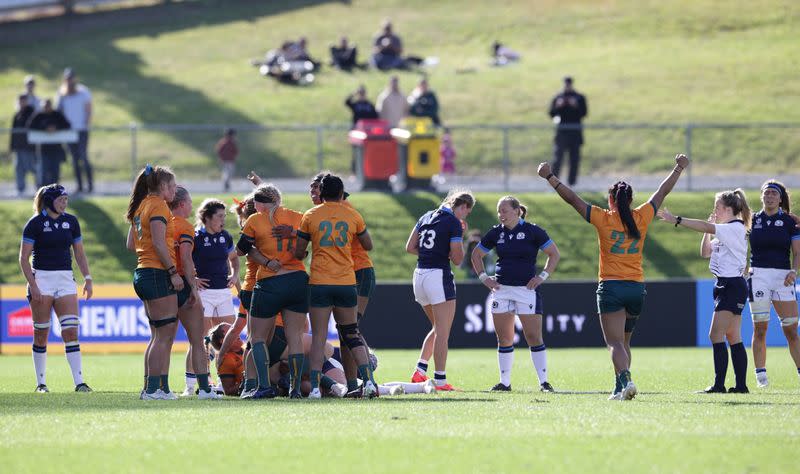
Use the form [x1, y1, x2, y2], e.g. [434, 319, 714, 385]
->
[330, 36, 358, 70]
[492, 41, 521, 66]
[371, 19, 405, 71]
[408, 78, 441, 126]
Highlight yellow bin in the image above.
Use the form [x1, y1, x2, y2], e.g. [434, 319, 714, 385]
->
[391, 117, 440, 179]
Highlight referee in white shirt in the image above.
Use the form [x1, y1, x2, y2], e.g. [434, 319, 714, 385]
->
[658, 189, 752, 393]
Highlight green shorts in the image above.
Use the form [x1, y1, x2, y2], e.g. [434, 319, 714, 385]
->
[133, 268, 176, 301]
[251, 271, 309, 318]
[355, 267, 376, 298]
[309, 284, 358, 308]
[596, 280, 646, 317]
[177, 276, 191, 308]
[268, 326, 287, 366]
[237, 289, 253, 318]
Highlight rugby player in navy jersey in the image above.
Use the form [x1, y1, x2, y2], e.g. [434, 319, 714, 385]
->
[406, 189, 475, 391]
[471, 196, 560, 392]
[747, 181, 800, 387]
[19, 184, 93, 393]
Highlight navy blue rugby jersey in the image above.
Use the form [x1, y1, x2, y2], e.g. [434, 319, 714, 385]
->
[749, 209, 800, 270]
[193, 227, 235, 289]
[415, 207, 464, 270]
[22, 211, 82, 271]
[478, 220, 552, 286]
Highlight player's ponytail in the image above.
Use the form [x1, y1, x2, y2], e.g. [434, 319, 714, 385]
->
[126, 164, 175, 223]
[32, 186, 46, 214]
[252, 184, 282, 224]
[761, 179, 790, 213]
[610, 181, 640, 240]
[717, 188, 752, 230]
[443, 188, 475, 211]
[498, 195, 527, 219]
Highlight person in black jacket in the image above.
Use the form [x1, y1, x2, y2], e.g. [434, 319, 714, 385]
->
[408, 78, 441, 126]
[345, 85, 378, 127]
[10, 95, 37, 195]
[549, 76, 588, 185]
[27, 99, 71, 187]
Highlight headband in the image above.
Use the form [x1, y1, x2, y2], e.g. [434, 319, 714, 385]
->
[253, 194, 273, 204]
[763, 183, 784, 196]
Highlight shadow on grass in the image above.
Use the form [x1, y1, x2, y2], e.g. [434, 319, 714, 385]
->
[69, 198, 136, 271]
[386, 192, 441, 221]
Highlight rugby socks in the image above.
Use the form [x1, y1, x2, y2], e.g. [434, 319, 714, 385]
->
[530, 344, 548, 384]
[416, 359, 429, 375]
[347, 379, 359, 391]
[729, 342, 748, 389]
[320, 375, 336, 391]
[287, 353, 304, 392]
[196, 373, 211, 393]
[244, 378, 257, 392]
[146, 375, 160, 394]
[160, 375, 171, 394]
[64, 341, 84, 385]
[358, 364, 376, 385]
[498, 346, 514, 386]
[433, 371, 447, 386]
[618, 369, 632, 388]
[185, 372, 197, 391]
[614, 373, 623, 394]
[310, 370, 321, 390]
[32, 344, 47, 386]
[251, 342, 270, 389]
[712, 342, 729, 388]
[384, 382, 427, 394]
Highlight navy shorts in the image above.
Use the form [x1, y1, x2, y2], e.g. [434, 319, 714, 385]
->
[713, 276, 747, 315]
[355, 267, 376, 298]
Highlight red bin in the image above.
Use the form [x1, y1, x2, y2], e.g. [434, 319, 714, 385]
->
[348, 119, 397, 188]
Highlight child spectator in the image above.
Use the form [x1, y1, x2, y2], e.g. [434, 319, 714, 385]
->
[440, 127, 457, 175]
[215, 128, 238, 191]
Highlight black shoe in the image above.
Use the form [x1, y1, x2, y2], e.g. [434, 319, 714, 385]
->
[490, 382, 511, 392]
[344, 387, 363, 398]
[540, 382, 555, 393]
[75, 383, 92, 392]
[35, 384, 49, 393]
[728, 386, 749, 393]
[289, 390, 303, 399]
[699, 385, 727, 393]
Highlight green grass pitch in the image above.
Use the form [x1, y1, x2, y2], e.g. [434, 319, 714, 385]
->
[2, 348, 799, 472]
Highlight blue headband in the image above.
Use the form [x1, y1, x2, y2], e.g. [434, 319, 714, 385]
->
[763, 183, 783, 196]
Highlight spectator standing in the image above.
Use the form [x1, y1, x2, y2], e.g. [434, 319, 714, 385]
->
[440, 128, 457, 175]
[215, 128, 239, 192]
[344, 85, 378, 127]
[19, 75, 41, 111]
[408, 78, 441, 126]
[330, 36, 358, 70]
[376, 76, 407, 128]
[10, 94, 37, 196]
[56, 68, 94, 193]
[548, 76, 588, 186]
[28, 99, 71, 187]
[371, 20, 405, 71]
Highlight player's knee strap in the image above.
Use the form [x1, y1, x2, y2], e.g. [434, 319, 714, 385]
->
[337, 323, 365, 350]
[150, 316, 178, 328]
[58, 314, 80, 329]
[751, 311, 771, 323]
[780, 316, 799, 327]
[33, 320, 52, 330]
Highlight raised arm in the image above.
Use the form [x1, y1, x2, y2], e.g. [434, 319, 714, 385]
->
[537, 162, 589, 218]
[658, 208, 716, 234]
[648, 154, 689, 210]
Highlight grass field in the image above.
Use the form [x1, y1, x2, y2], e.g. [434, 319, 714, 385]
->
[2, 348, 799, 472]
[0, 190, 759, 284]
[1, 0, 799, 181]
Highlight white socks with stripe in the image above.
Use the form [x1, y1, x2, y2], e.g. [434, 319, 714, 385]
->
[498, 346, 514, 386]
[530, 344, 548, 384]
[32, 344, 47, 385]
[65, 341, 84, 385]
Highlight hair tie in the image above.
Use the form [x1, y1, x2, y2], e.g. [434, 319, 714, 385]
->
[144, 163, 153, 176]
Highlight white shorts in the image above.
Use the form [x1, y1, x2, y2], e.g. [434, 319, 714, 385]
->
[413, 268, 456, 307]
[199, 288, 236, 318]
[33, 270, 77, 299]
[490, 285, 538, 315]
[749, 267, 797, 322]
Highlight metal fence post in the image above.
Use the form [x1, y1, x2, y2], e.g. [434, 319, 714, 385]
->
[316, 126, 324, 171]
[502, 127, 510, 191]
[684, 124, 693, 191]
[130, 122, 138, 182]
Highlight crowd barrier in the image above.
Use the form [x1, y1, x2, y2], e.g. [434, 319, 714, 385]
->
[1, 281, 797, 354]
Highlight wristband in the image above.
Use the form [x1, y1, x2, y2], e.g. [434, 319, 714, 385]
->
[790, 269, 797, 274]
[675, 216, 682, 227]
[554, 182, 563, 191]
[538, 271, 550, 281]
[478, 272, 490, 283]
[545, 173, 554, 180]
[167, 266, 177, 276]
[83, 275, 92, 281]
[674, 165, 684, 172]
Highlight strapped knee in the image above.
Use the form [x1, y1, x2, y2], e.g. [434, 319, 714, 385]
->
[33, 320, 52, 331]
[150, 316, 178, 328]
[58, 314, 80, 330]
[780, 316, 799, 327]
[337, 322, 365, 350]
